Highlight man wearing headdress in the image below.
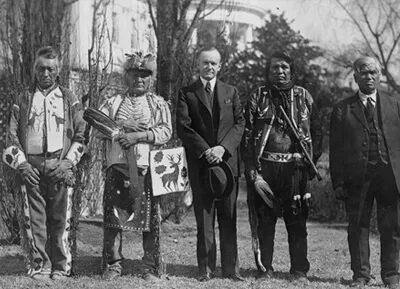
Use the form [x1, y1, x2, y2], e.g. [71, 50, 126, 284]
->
[242, 50, 323, 283]
[2, 46, 86, 280]
[330, 56, 400, 289]
[93, 52, 172, 281]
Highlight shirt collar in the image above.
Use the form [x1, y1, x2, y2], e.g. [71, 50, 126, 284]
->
[200, 76, 217, 92]
[36, 83, 59, 96]
[359, 90, 377, 104]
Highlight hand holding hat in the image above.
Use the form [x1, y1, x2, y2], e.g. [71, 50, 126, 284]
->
[202, 160, 235, 201]
[204, 145, 225, 164]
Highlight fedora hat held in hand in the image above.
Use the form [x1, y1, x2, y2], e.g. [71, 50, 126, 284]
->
[202, 161, 235, 201]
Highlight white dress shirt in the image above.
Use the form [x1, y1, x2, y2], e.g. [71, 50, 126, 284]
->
[359, 90, 377, 108]
[200, 76, 216, 94]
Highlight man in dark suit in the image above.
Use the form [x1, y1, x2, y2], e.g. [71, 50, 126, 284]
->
[330, 56, 400, 289]
[176, 47, 245, 281]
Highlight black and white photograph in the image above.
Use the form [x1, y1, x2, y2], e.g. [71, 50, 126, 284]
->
[0, 0, 399, 288]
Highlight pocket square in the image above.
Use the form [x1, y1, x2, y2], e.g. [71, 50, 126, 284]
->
[224, 98, 232, 104]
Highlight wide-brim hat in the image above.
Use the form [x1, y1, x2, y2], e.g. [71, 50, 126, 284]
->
[201, 161, 235, 201]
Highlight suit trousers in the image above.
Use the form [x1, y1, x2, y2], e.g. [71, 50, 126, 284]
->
[345, 162, 400, 285]
[193, 177, 240, 276]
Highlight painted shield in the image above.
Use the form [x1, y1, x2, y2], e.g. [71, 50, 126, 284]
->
[150, 147, 191, 196]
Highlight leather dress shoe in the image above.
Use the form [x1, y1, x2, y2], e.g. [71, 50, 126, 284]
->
[224, 273, 245, 281]
[350, 278, 369, 288]
[198, 272, 212, 282]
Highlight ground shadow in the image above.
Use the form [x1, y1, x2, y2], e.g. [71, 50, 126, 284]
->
[165, 263, 199, 278]
[0, 254, 26, 276]
[271, 270, 338, 284]
[0, 254, 104, 277]
[74, 255, 102, 276]
[165, 264, 255, 280]
[339, 277, 384, 288]
[120, 259, 145, 276]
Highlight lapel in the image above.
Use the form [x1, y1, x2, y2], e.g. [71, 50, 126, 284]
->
[377, 91, 388, 123]
[194, 79, 212, 115]
[349, 92, 368, 129]
[215, 80, 226, 117]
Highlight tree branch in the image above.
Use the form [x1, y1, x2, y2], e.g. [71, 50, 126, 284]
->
[175, 0, 192, 39]
[147, 0, 158, 39]
[199, 0, 226, 20]
[335, 0, 380, 60]
[181, 0, 207, 44]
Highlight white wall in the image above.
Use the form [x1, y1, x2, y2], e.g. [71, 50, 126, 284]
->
[69, 0, 156, 72]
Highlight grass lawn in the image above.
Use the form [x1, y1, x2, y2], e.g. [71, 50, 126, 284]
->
[0, 189, 384, 289]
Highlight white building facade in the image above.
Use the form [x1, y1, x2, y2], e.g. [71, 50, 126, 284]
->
[69, 0, 267, 73]
[69, 0, 156, 72]
[189, 0, 267, 50]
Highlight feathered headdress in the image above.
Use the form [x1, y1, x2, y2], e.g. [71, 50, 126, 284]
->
[123, 51, 156, 75]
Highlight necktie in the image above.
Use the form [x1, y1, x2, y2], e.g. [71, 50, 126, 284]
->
[365, 97, 375, 119]
[205, 81, 211, 94]
[205, 81, 213, 106]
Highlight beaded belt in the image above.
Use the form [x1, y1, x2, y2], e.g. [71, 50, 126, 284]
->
[260, 151, 300, 163]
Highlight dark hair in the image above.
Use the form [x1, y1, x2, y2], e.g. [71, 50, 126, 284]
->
[265, 50, 296, 81]
[34, 46, 60, 70]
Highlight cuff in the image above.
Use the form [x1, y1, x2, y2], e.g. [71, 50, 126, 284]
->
[146, 130, 154, 143]
[65, 142, 85, 166]
[2, 146, 27, 169]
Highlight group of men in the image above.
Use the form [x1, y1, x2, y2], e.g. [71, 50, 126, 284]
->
[2, 44, 400, 289]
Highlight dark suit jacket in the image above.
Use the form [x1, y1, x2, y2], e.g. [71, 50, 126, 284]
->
[176, 79, 245, 193]
[330, 91, 400, 193]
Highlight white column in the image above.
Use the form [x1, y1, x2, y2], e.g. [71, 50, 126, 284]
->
[245, 24, 253, 44]
[189, 27, 198, 48]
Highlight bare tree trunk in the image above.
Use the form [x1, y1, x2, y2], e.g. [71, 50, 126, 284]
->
[147, 0, 213, 228]
[21, 0, 71, 87]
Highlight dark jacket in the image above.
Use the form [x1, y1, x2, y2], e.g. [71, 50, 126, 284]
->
[176, 79, 245, 183]
[330, 91, 400, 191]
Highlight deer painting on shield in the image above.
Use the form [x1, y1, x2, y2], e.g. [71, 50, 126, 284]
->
[161, 153, 182, 192]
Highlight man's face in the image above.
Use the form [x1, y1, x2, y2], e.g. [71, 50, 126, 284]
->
[35, 57, 59, 89]
[354, 64, 380, 94]
[125, 69, 152, 96]
[198, 50, 221, 81]
[268, 57, 292, 87]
